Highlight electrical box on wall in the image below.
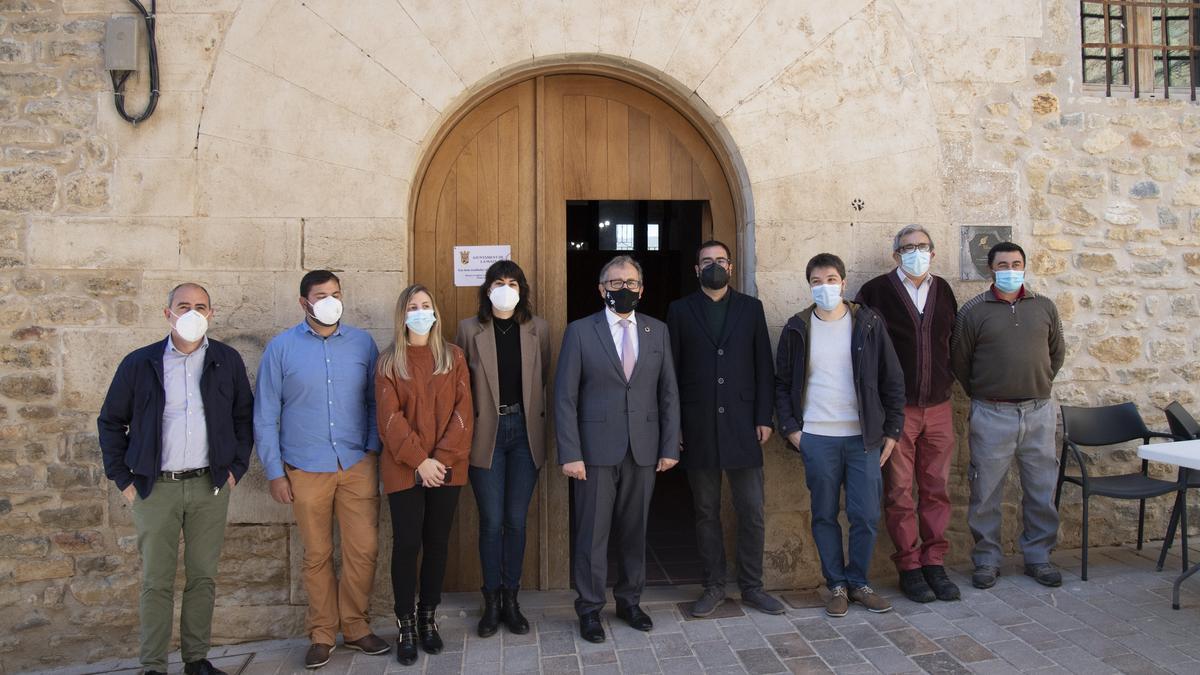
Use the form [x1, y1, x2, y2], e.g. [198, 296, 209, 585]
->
[104, 15, 139, 71]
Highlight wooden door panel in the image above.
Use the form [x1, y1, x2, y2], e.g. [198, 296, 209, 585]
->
[627, 107, 650, 199]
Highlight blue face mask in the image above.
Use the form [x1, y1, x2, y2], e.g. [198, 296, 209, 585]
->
[899, 250, 931, 277]
[810, 283, 843, 312]
[994, 269, 1024, 294]
[405, 309, 436, 336]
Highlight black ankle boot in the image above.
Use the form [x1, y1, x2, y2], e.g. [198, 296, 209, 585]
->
[500, 588, 530, 634]
[478, 588, 501, 637]
[417, 604, 444, 654]
[396, 612, 418, 666]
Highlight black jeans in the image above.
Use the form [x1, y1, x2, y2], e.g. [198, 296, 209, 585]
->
[388, 484, 462, 616]
[687, 466, 766, 592]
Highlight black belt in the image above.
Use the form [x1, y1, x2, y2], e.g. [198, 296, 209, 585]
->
[498, 403, 522, 416]
[159, 467, 210, 481]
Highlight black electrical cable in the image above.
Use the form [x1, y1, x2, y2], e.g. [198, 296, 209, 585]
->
[110, 0, 159, 125]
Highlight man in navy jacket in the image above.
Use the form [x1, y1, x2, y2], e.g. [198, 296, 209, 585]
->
[98, 283, 253, 675]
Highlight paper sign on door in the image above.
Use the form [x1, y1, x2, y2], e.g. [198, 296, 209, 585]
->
[454, 245, 512, 287]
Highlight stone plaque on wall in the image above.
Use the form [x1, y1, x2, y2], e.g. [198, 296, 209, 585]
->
[959, 226, 1012, 281]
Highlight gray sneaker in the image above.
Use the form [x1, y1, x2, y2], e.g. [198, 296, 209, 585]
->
[690, 587, 726, 617]
[740, 588, 785, 615]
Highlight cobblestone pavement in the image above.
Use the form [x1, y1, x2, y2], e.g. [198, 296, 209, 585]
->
[32, 546, 1200, 675]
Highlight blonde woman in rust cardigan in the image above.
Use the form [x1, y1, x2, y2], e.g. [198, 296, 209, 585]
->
[375, 284, 473, 666]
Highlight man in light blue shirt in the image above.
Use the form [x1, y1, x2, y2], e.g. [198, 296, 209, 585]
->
[255, 270, 389, 668]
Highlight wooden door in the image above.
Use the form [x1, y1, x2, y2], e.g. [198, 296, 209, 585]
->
[411, 73, 738, 591]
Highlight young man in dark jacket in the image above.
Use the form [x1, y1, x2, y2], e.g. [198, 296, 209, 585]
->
[855, 225, 960, 604]
[98, 283, 254, 675]
[775, 253, 906, 618]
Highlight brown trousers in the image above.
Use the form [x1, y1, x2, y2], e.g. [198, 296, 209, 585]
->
[287, 454, 380, 645]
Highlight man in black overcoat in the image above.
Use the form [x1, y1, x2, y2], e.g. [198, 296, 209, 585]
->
[666, 240, 782, 617]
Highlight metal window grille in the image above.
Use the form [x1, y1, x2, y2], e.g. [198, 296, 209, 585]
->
[1081, 0, 1199, 100]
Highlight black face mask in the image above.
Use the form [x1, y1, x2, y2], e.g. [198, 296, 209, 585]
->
[605, 288, 640, 314]
[699, 264, 729, 290]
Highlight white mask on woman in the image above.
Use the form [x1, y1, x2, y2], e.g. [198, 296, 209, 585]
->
[489, 285, 520, 312]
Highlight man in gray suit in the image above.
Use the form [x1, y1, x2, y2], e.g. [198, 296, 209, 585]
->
[556, 255, 681, 644]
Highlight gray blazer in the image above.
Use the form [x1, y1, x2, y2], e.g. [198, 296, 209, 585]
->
[455, 315, 552, 469]
[555, 310, 681, 467]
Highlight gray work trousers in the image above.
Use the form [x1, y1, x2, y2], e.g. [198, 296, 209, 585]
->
[967, 398, 1060, 568]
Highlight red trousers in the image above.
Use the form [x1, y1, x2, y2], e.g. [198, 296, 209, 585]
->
[883, 401, 955, 571]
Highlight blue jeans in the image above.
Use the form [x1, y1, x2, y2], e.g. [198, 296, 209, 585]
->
[470, 413, 540, 592]
[799, 433, 882, 590]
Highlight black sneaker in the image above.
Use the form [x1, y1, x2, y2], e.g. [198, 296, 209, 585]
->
[898, 568, 935, 603]
[184, 660, 227, 675]
[921, 565, 961, 601]
[972, 565, 1000, 589]
[1023, 563, 1062, 587]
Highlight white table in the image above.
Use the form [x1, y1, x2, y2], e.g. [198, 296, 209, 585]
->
[1138, 439, 1200, 609]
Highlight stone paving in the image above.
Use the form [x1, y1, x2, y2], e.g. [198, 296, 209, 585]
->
[31, 546, 1200, 675]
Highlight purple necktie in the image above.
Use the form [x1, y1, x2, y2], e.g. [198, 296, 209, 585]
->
[619, 319, 635, 380]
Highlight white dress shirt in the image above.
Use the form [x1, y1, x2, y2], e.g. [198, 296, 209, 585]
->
[605, 307, 639, 362]
[896, 267, 933, 314]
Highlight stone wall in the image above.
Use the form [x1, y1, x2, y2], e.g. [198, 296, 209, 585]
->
[1, 0, 1198, 670]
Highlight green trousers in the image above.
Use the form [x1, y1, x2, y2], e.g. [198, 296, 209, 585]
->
[131, 473, 231, 671]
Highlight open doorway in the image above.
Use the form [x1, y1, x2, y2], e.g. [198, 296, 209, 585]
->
[566, 199, 705, 586]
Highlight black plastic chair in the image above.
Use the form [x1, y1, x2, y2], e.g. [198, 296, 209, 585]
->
[1054, 402, 1180, 580]
[1156, 401, 1200, 572]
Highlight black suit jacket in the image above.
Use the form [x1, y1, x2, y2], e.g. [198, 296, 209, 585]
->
[667, 289, 774, 469]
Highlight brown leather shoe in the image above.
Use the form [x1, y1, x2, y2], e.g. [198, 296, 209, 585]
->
[305, 643, 335, 669]
[849, 585, 893, 613]
[344, 633, 390, 655]
[825, 586, 849, 617]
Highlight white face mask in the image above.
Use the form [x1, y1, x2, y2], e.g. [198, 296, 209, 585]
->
[489, 285, 520, 313]
[308, 297, 343, 326]
[171, 309, 208, 342]
[810, 284, 843, 312]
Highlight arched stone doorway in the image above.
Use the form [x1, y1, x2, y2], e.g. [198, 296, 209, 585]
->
[410, 67, 748, 591]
